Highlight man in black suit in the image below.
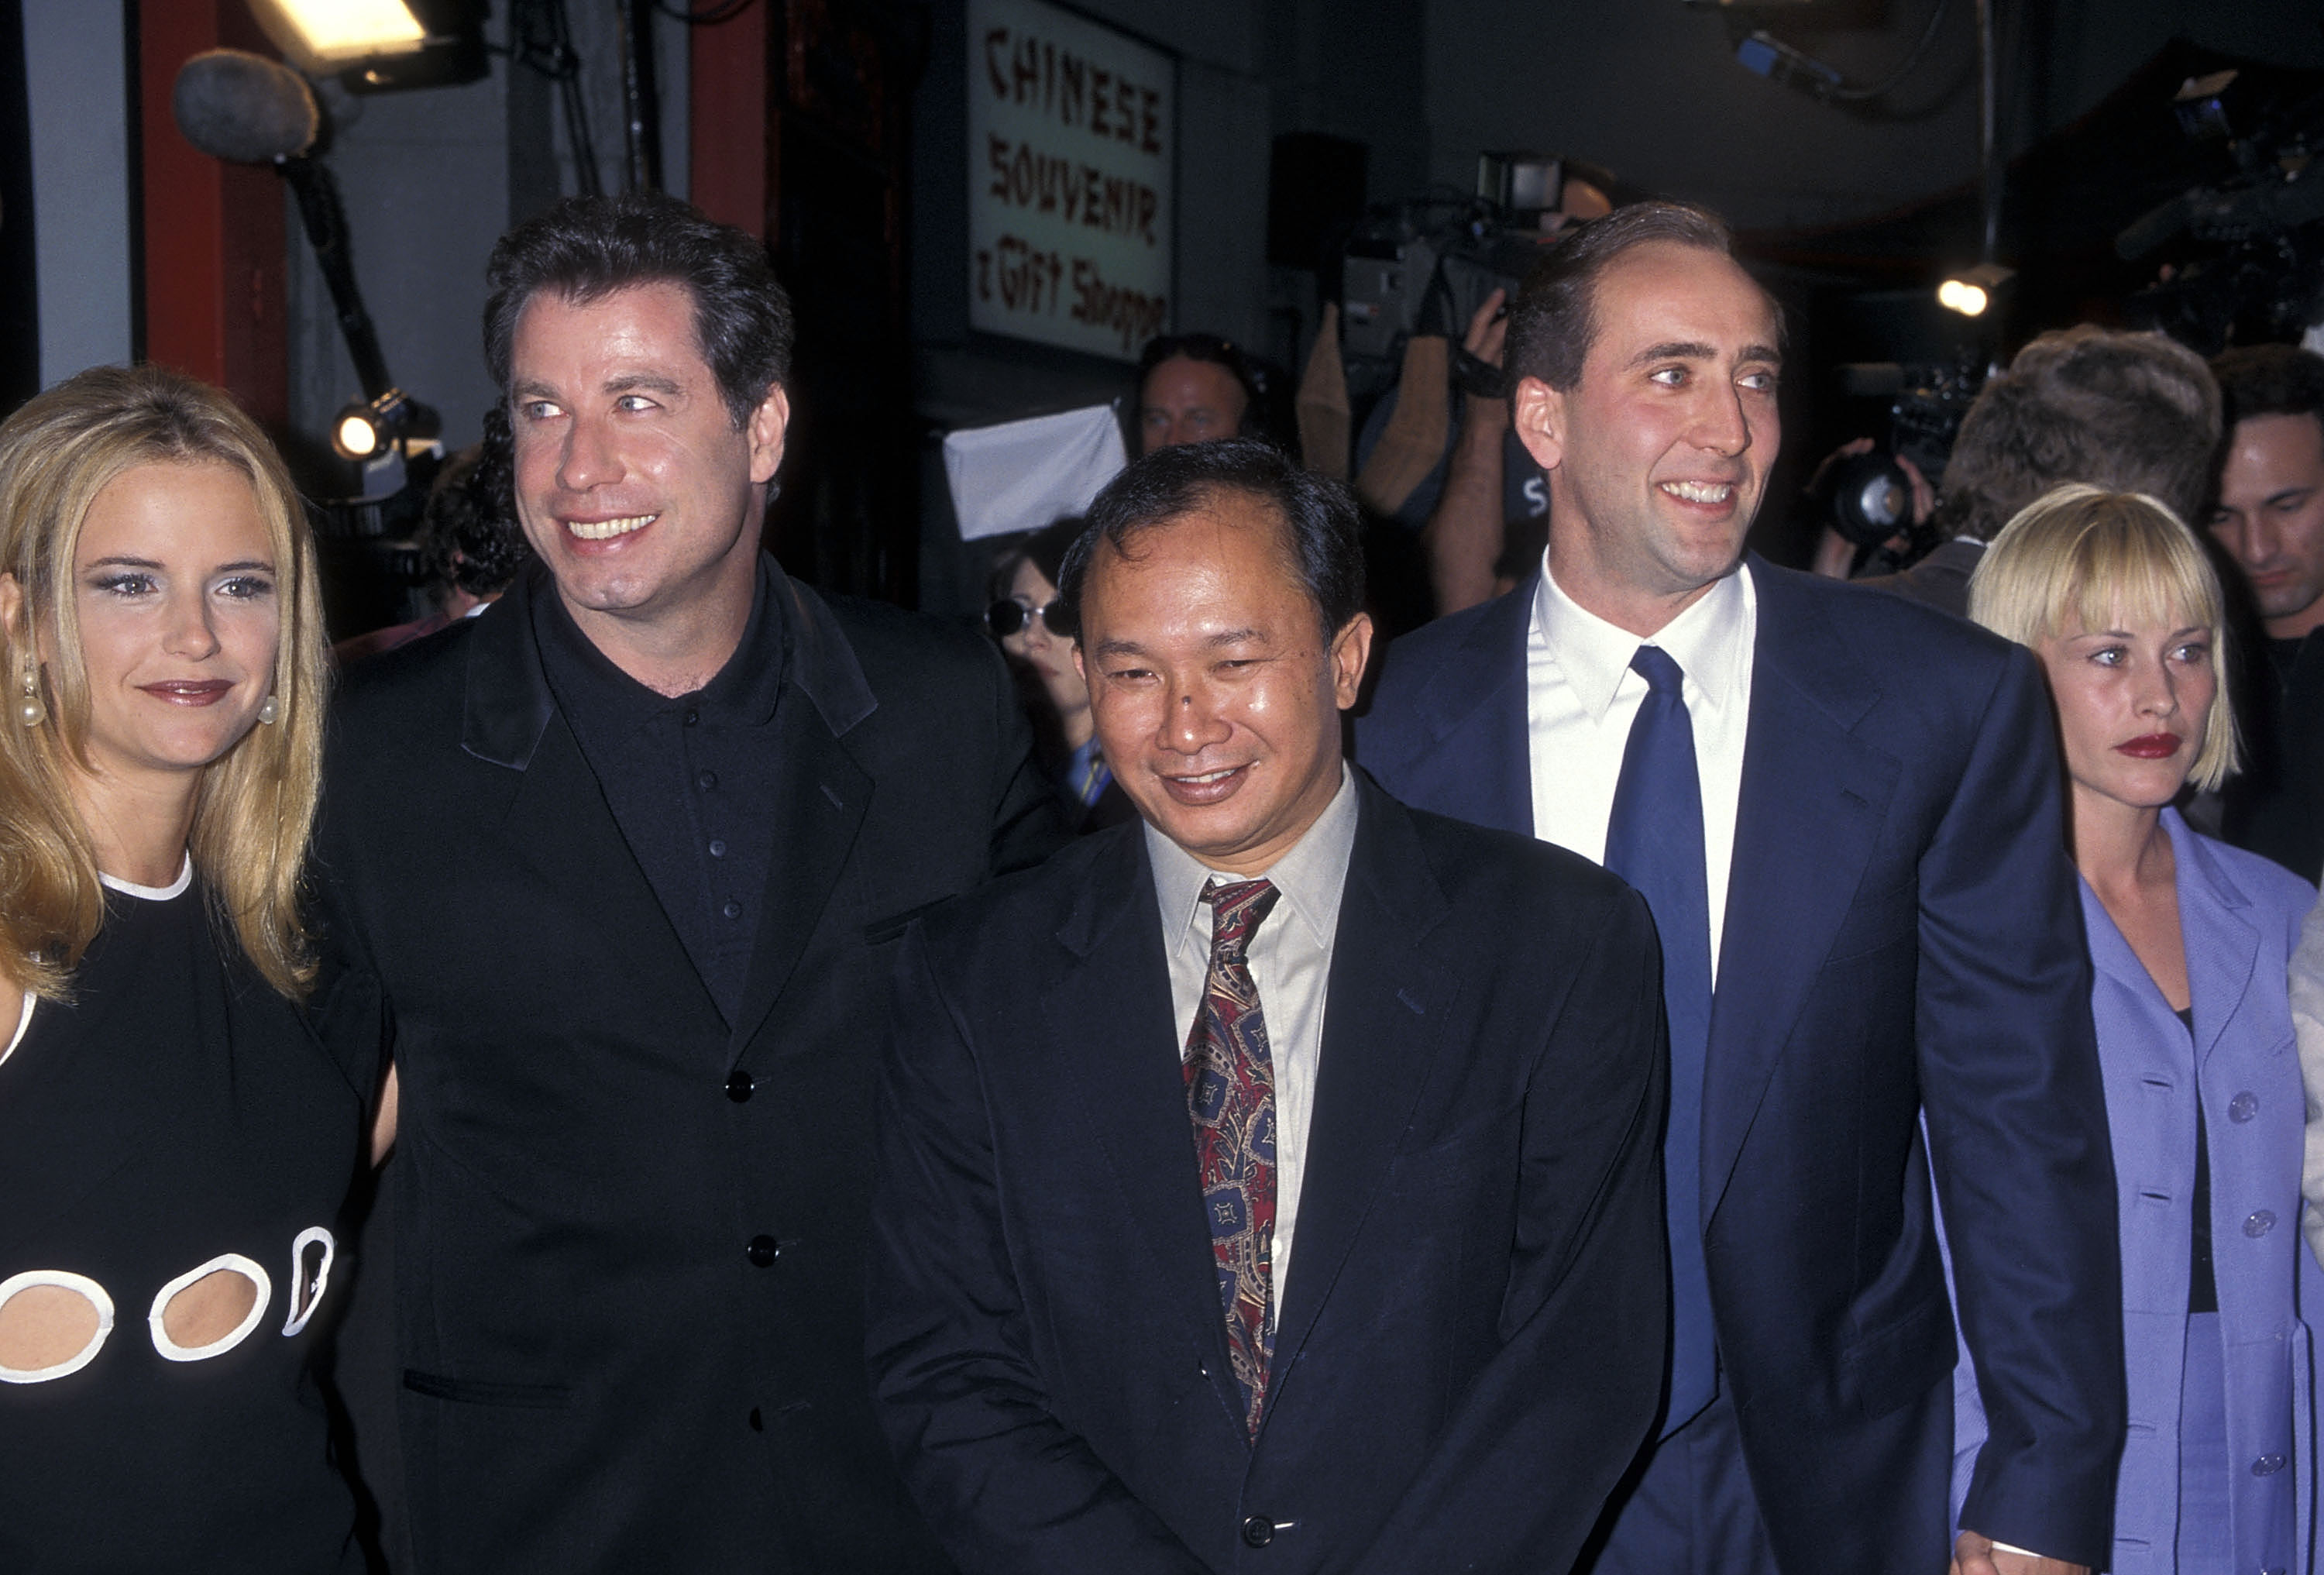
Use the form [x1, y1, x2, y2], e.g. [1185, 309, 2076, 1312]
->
[315, 192, 1059, 1572]
[867, 438, 1670, 1573]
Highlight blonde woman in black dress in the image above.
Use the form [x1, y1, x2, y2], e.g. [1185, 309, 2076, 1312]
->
[0, 364, 361, 1570]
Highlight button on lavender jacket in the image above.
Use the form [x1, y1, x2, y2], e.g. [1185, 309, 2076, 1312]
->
[1948, 809, 2321, 1571]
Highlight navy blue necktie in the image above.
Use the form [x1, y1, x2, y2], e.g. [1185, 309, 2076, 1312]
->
[1603, 645, 1717, 1435]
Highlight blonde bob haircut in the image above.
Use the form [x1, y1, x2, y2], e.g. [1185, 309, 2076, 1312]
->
[1968, 482, 2237, 793]
[0, 364, 328, 1000]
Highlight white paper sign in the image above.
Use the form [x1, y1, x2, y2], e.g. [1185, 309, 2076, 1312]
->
[943, 404, 1129, 541]
[967, 0, 1174, 363]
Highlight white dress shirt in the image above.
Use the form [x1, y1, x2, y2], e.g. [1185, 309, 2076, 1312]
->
[1526, 559, 1756, 978]
[1147, 765, 1358, 1313]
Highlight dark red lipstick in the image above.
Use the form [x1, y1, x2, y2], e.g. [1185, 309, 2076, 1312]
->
[139, 680, 232, 707]
[2114, 732, 2182, 759]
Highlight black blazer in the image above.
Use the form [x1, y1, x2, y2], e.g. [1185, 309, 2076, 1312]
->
[1356, 561, 2126, 1570]
[315, 563, 1061, 1573]
[867, 774, 1671, 1574]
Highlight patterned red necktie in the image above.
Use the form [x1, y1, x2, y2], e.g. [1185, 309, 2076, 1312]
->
[1184, 877, 1282, 1437]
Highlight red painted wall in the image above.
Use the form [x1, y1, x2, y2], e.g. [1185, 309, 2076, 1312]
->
[139, 1, 286, 426]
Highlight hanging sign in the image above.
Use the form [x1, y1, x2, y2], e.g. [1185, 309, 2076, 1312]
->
[967, 0, 1174, 362]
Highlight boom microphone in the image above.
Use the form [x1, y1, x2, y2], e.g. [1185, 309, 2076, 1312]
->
[172, 49, 318, 164]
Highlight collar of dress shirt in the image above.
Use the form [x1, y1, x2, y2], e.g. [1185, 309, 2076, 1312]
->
[1532, 555, 1754, 722]
[534, 553, 789, 733]
[1146, 762, 1358, 959]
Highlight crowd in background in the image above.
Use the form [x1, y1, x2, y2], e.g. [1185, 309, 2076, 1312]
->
[3, 179, 2324, 1575]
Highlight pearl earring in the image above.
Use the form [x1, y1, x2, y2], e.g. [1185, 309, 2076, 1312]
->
[257, 694, 280, 726]
[16, 662, 43, 727]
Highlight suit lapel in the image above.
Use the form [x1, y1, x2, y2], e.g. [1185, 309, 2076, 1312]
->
[1703, 569, 1898, 1219]
[725, 692, 871, 1061]
[497, 710, 728, 1039]
[724, 576, 878, 1059]
[458, 576, 724, 1037]
[2170, 816, 2259, 1075]
[1382, 579, 1534, 837]
[1042, 831, 1243, 1414]
[1268, 781, 1453, 1379]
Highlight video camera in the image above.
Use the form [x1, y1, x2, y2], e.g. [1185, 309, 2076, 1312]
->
[1337, 153, 1615, 400]
[2119, 70, 2324, 353]
[1813, 356, 1990, 555]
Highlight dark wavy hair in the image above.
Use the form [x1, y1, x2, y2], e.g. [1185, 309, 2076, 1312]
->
[1060, 437, 1365, 642]
[423, 405, 530, 601]
[483, 190, 793, 428]
[2212, 342, 2324, 438]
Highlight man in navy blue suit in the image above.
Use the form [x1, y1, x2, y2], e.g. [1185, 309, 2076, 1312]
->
[1358, 202, 2124, 1575]
[868, 439, 1672, 1573]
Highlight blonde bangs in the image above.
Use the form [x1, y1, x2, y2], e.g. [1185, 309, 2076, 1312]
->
[1970, 483, 2240, 793]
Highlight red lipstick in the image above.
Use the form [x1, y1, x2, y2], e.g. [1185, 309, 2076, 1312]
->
[2115, 733, 2182, 759]
[139, 680, 233, 707]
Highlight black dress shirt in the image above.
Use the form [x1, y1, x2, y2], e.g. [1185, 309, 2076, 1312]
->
[535, 559, 787, 1023]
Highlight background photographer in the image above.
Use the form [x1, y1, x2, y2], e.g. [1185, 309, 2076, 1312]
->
[1135, 332, 1286, 454]
[1844, 326, 2222, 618]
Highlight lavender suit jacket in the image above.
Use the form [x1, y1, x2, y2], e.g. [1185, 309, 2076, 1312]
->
[1951, 810, 2322, 1571]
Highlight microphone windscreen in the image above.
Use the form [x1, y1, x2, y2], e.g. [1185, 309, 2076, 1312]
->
[173, 49, 318, 164]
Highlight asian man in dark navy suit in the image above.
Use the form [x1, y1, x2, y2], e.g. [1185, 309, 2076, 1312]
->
[868, 438, 1672, 1573]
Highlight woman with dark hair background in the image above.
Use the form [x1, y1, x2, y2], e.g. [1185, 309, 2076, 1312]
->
[985, 515, 1134, 833]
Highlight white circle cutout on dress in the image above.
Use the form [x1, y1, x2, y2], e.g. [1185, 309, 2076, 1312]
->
[0, 1268, 115, 1384]
[280, 1226, 336, 1337]
[148, 1253, 271, 1362]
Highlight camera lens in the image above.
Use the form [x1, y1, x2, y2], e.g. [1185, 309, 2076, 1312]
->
[1827, 450, 1915, 546]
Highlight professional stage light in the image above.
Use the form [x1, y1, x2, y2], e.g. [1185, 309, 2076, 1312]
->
[246, 0, 486, 92]
[1937, 263, 2014, 318]
[332, 387, 435, 462]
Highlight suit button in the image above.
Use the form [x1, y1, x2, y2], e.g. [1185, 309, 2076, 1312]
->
[726, 1070, 754, 1102]
[1241, 1516, 1273, 1549]
[746, 1235, 779, 1267]
[2229, 1091, 2259, 1123]
[2245, 1210, 2277, 1238]
[748, 1407, 764, 1432]
[2254, 1453, 2288, 1476]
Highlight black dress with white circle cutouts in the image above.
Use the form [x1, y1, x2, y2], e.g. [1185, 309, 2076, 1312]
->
[0, 867, 368, 1573]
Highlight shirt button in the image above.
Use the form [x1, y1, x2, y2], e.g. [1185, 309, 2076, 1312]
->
[684, 707, 700, 726]
[697, 769, 717, 791]
[746, 1235, 779, 1267]
[2245, 1209, 2277, 1238]
[2254, 1453, 2288, 1476]
[726, 1069, 754, 1102]
[2229, 1091, 2259, 1123]
[709, 839, 727, 858]
[1240, 1516, 1274, 1549]
[722, 899, 744, 920]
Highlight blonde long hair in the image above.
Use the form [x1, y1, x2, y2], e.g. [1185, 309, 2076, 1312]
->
[0, 365, 328, 999]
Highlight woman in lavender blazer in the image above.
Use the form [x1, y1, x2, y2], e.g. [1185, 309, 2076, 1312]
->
[1955, 485, 2322, 1573]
